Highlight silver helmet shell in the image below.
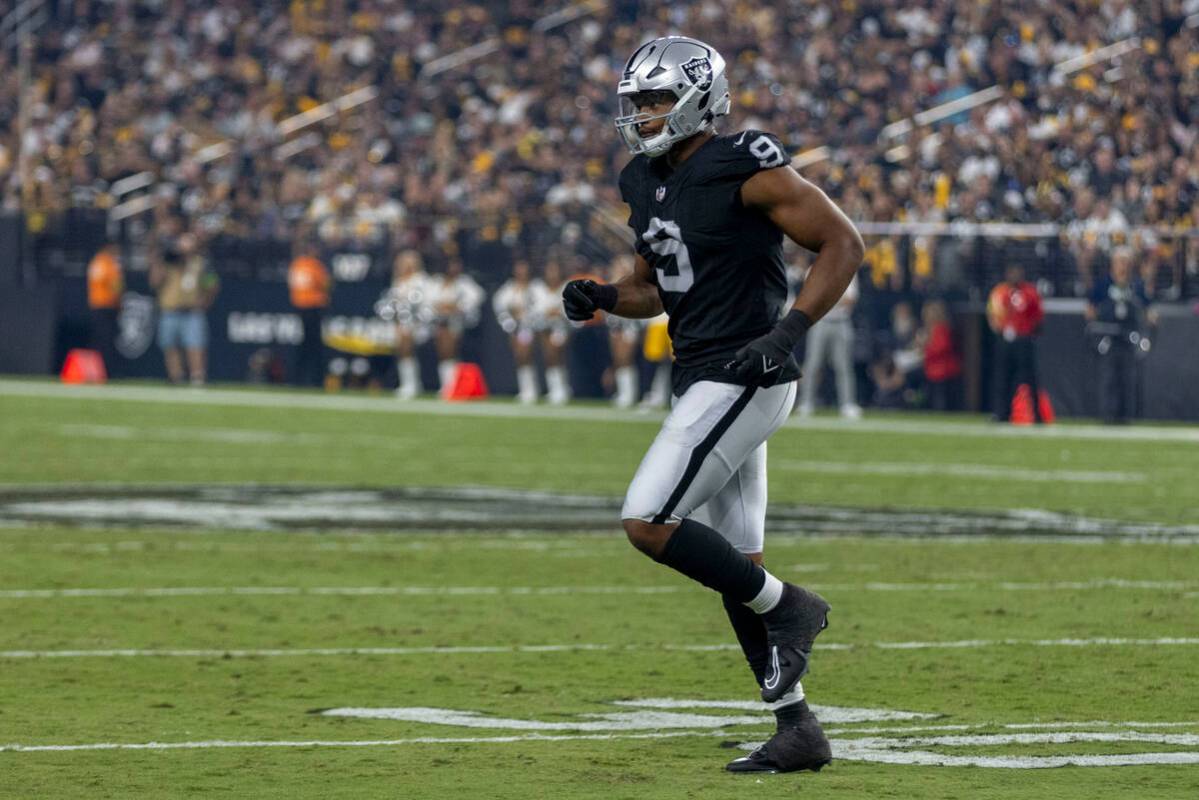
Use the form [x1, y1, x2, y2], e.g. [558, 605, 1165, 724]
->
[615, 36, 731, 158]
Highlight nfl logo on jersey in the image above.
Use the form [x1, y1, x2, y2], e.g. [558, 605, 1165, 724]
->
[656, 186, 666, 202]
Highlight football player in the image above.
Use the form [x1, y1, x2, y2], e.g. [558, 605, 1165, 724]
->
[563, 37, 864, 774]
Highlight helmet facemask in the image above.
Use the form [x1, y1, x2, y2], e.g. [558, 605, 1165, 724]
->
[615, 90, 690, 158]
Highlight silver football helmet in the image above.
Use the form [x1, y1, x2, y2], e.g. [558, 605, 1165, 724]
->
[615, 36, 731, 158]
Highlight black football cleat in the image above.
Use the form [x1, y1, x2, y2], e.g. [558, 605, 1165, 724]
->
[726, 702, 832, 774]
[759, 584, 830, 703]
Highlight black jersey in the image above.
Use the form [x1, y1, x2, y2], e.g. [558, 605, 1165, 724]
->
[619, 130, 801, 394]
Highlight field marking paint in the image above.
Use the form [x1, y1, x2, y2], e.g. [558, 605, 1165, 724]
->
[830, 731, 1199, 768]
[6, 698, 1199, 768]
[777, 460, 1146, 484]
[55, 424, 418, 451]
[8, 538, 609, 556]
[1, 577, 1192, 600]
[8, 729, 1199, 766]
[0, 585, 685, 599]
[321, 702, 933, 730]
[610, 699, 935, 723]
[4, 378, 1198, 444]
[872, 637, 1199, 649]
[4, 484, 1197, 541]
[3, 637, 1198, 660]
[0, 730, 738, 753]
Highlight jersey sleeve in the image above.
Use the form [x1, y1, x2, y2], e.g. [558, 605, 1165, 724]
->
[712, 130, 792, 185]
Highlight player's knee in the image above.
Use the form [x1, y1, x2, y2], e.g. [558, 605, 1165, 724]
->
[622, 518, 670, 559]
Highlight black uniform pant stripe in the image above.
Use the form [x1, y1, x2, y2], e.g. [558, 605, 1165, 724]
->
[651, 385, 758, 525]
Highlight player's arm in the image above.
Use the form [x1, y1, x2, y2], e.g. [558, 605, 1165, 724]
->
[608, 254, 663, 318]
[728, 167, 863, 384]
[562, 254, 662, 321]
[741, 166, 864, 322]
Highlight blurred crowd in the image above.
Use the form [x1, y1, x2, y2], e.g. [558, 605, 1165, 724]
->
[3, 1, 1197, 270]
[4, 0, 1198, 406]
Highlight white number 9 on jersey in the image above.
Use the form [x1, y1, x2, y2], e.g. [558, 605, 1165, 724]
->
[643, 217, 694, 293]
[749, 135, 786, 169]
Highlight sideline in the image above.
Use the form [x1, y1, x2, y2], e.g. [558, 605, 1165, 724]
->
[3, 379, 1198, 443]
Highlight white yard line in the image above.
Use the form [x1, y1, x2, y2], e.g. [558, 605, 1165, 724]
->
[776, 460, 1146, 484]
[0, 729, 741, 753]
[5, 723, 1199, 760]
[0, 578, 1191, 600]
[55, 423, 417, 451]
[4, 379, 1198, 443]
[3, 637, 1197, 660]
[7, 538, 609, 556]
[0, 585, 685, 599]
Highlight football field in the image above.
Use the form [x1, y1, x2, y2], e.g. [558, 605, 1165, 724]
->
[1, 379, 1198, 799]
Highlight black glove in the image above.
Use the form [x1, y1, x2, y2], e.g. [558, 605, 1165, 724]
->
[727, 309, 813, 387]
[562, 279, 618, 322]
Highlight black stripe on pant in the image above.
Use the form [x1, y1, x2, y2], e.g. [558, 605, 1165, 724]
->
[651, 385, 758, 525]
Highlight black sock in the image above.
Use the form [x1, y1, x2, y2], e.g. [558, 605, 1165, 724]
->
[655, 518, 766, 602]
[774, 698, 810, 729]
[722, 593, 768, 686]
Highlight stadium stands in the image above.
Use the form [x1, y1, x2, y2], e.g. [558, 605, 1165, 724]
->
[1, 0, 1197, 413]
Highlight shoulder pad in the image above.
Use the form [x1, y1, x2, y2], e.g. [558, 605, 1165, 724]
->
[706, 130, 791, 181]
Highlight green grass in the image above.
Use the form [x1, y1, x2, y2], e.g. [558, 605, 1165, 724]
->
[1, 384, 1197, 523]
[1, 382, 1198, 798]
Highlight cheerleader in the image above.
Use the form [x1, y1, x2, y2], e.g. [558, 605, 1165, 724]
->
[376, 249, 433, 399]
[492, 259, 546, 404]
[604, 256, 642, 408]
[428, 257, 484, 394]
[536, 259, 572, 405]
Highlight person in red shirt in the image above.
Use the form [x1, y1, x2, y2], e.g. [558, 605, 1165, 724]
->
[986, 264, 1045, 422]
[919, 299, 962, 411]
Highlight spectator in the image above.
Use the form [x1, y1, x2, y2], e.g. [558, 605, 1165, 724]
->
[1085, 246, 1155, 424]
[287, 241, 332, 388]
[149, 232, 218, 386]
[8, 0, 1199, 365]
[987, 263, 1045, 422]
[86, 241, 123, 375]
[889, 301, 925, 387]
[919, 299, 963, 411]
[868, 350, 907, 410]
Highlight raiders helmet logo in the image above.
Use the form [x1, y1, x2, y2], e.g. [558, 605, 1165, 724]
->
[680, 57, 713, 91]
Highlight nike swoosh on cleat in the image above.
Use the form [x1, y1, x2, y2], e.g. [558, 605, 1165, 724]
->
[763, 646, 781, 690]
